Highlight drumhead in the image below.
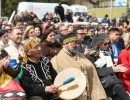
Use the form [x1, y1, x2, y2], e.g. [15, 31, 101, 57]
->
[54, 68, 86, 99]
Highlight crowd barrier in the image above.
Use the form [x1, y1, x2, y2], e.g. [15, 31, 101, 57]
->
[63, 22, 109, 26]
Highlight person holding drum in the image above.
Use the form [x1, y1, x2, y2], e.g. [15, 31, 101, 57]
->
[18, 37, 61, 100]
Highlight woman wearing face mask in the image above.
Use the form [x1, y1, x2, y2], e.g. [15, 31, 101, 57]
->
[40, 29, 62, 60]
[87, 33, 130, 100]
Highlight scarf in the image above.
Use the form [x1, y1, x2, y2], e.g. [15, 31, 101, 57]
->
[95, 49, 114, 68]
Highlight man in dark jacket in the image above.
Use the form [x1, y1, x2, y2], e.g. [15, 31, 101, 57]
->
[20, 38, 60, 100]
[76, 27, 89, 56]
[56, 25, 68, 44]
[54, 2, 65, 22]
[109, 28, 125, 64]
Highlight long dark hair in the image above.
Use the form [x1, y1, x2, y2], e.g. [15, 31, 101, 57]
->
[40, 28, 55, 42]
[34, 25, 42, 38]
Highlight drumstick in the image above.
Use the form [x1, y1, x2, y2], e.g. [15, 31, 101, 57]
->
[58, 77, 75, 88]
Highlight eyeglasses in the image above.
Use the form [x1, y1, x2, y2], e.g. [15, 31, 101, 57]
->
[102, 42, 111, 46]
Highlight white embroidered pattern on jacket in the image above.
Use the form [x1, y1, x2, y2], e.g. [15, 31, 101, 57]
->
[23, 57, 51, 86]
[41, 57, 50, 79]
[24, 64, 44, 86]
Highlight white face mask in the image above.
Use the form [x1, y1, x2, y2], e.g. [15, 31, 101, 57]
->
[68, 43, 78, 56]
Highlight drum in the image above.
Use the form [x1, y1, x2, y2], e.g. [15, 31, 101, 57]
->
[54, 68, 86, 99]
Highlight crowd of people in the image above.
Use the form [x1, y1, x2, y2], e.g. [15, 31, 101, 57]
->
[0, 4, 130, 100]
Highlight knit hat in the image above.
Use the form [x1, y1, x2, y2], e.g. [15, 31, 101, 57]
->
[0, 29, 8, 37]
[63, 33, 78, 44]
[23, 37, 39, 51]
[91, 33, 109, 49]
[22, 37, 39, 64]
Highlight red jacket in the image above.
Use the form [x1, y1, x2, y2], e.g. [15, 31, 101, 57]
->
[118, 49, 130, 93]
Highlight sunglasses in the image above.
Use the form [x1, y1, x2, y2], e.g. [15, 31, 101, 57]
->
[102, 42, 111, 46]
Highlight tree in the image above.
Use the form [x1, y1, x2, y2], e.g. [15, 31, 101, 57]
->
[2, 0, 19, 17]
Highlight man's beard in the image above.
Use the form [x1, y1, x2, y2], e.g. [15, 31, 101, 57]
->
[68, 43, 78, 56]
[69, 49, 78, 56]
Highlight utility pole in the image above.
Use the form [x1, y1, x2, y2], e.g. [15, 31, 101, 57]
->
[110, 0, 113, 23]
[127, 0, 129, 13]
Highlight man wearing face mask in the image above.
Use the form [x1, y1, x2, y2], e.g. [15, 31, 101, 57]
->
[51, 33, 107, 100]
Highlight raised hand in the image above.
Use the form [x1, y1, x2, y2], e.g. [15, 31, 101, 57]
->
[2, 56, 11, 69]
[84, 47, 89, 56]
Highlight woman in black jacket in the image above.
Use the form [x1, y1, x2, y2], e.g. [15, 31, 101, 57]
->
[87, 33, 130, 100]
